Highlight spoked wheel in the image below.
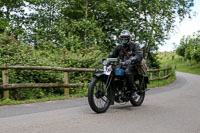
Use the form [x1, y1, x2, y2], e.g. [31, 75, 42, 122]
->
[130, 91, 145, 106]
[88, 77, 111, 113]
[130, 79, 146, 106]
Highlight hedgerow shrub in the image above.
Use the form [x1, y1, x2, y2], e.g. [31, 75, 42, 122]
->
[0, 34, 106, 100]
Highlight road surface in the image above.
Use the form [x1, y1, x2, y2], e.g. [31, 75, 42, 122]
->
[0, 72, 200, 133]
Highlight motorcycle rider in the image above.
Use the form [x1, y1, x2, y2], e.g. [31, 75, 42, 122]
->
[107, 30, 143, 89]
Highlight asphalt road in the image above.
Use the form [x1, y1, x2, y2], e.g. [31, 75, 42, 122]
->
[0, 72, 200, 133]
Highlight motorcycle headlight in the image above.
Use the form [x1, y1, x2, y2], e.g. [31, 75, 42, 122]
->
[103, 60, 108, 65]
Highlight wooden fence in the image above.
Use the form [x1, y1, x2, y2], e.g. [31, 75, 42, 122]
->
[0, 66, 172, 99]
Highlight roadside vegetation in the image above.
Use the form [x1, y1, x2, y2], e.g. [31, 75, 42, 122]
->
[159, 30, 200, 75]
[0, 0, 193, 105]
[0, 76, 176, 106]
[148, 70, 176, 88]
[0, 34, 176, 106]
[158, 51, 200, 75]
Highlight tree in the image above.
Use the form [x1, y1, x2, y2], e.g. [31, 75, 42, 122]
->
[23, 0, 61, 44]
[0, 0, 26, 36]
[176, 36, 189, 56]
[0, 0, 194, 67]
[176, 31, 200, 63]
[132, 0, 194, 59]
[191, 32, 200, 62]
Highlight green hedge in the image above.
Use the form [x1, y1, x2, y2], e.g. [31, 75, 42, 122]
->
[0, 34, 106, 100]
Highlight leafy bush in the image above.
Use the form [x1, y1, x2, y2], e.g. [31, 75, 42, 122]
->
[0, 34, 106, 100]
[147, 53, 161, 68]
[191, 45, 200, 62]
[176, 45, 185, 57]
[176, 33, 200, 63]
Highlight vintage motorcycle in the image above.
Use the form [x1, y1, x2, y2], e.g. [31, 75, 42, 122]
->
[88, 58, 149, 113]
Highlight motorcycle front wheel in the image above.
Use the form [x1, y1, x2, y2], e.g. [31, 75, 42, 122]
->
[88, 77, 111, 113]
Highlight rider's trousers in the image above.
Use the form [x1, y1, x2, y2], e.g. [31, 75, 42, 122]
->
[125, 64, 136, 87]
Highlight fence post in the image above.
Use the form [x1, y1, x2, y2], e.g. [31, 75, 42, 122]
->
[169, 67, 172, 75]
[63, 72, 69, 96]
[150, 73, 153, 80]
[2, 69, 9, 99]
[167, 69, 169, 75]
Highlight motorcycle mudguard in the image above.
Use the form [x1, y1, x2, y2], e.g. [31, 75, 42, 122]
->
[144, 76, 150, 84]
[93, 73, 108, 78]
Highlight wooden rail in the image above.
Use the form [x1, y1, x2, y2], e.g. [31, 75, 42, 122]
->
[148, 67, 172, 81]
[0, 66, 172, 99]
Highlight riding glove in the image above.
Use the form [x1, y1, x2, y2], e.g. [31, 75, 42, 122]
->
[125, 56, 136, 65]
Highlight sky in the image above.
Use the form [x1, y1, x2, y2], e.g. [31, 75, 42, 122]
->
[159, 0, 200, 52]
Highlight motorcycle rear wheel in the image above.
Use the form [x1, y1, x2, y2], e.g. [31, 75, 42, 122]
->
[88, 77, 111, 113]
[130, 91, 145, 106]
[130, 80, 146, 106]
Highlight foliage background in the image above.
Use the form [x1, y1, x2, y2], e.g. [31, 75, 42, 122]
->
[0, 0, 194, 100]
[0, 33, 105, 99]
[176, 31, 200, 63]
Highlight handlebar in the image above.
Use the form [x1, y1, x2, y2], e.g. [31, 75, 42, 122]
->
[119, 62, 126, 66]
[98, 58, 134, 68]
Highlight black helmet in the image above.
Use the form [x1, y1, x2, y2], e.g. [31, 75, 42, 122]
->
[120, 30, 131, 46]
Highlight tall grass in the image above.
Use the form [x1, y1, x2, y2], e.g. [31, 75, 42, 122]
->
[147, 68, 176, 88]
[159, 52, 200, 75]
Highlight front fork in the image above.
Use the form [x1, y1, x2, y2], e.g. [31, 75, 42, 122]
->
[105, 74, 115, 105]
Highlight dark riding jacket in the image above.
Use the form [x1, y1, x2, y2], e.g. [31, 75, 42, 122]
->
[108, 42, 143, 63]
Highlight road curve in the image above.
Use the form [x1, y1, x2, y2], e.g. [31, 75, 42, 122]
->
[0, 72, 200, 133]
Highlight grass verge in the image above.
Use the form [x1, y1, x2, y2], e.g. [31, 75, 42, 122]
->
[0, 94, 86, 106]
[159, 52, 200, 75]
[147, 74, 176, 88]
